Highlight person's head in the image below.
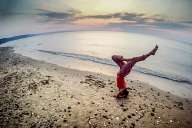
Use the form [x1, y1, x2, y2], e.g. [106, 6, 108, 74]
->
[112, 55, 123, 60]
[117, 55, 123, 60]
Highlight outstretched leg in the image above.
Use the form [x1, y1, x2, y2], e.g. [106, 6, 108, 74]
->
[124, 45, 158, 63]
[119, 45, 158, 78]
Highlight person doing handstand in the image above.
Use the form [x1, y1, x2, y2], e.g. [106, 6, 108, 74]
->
[112, 45, 158, 98]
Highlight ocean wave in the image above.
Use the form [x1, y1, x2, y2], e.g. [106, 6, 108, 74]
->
[38, 49, 192, 85]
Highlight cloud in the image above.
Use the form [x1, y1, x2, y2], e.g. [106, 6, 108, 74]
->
[180, 21, 192, 24]
[36, 9, 165, 24]
[36, 9, 81, 21]
[149, 22, 188, 29]
[0, 0, 37, 15]
[78, 12, 166, 24]
[35, 9, 191, 31]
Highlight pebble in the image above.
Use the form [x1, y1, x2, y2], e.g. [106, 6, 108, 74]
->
[156, 120, 160, 124]
[151, 113, 155, 116]
[123, 108, 128, 112]
[127, 115, 131, 118]
[120, 104, 124, 107]
[116, 117, 120, 120]
[63, 119, 67, 122]
[170, 120, 173, 123]
[103, 115, 108, 119]
[131, 123, 135, 127]
[122, 118, 126, 121]
[131, 113, 135, 116]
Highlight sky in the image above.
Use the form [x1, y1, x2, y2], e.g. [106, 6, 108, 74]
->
[0, 0, 192, 40]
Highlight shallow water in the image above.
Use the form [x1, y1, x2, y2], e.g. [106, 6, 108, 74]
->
[1, 31, 192, 98]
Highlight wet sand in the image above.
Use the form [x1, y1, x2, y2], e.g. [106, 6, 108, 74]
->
[0, 47, 192, 128]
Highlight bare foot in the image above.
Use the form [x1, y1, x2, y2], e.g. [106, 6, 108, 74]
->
[150, 45, 158, 55]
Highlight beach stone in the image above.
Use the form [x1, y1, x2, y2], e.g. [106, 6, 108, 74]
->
[156, 120, 160, 124]
[131, 113, 135, 116]
[123, 108, 128, 112]
[102, 115, 108, 119]
[120, 104, 124, 107]
[122, 118, 126, 121]
[116, 117, 120, 120]
[152, 108, 155, 112]
[63, 119, 67, 122]
[175, 101, 184, 110]
[131, 123, 135, 127]
[151, 113, 155, 116]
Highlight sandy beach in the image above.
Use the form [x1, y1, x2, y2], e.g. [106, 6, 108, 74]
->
[0, 47, 192, 128]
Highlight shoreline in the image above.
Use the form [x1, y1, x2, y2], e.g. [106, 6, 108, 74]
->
[0, 47, 192, 128]
[12, 46, 192, 99]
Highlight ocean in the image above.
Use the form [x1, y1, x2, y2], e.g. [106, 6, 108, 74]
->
[0, 31, 192, 98]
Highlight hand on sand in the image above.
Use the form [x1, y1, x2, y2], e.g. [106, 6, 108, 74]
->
[150, 45, 158, 55]
[113, 89, 129, 98]
[113, 94, 126, 98]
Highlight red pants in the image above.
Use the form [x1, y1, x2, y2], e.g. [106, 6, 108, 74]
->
[116, 74, 127, 90]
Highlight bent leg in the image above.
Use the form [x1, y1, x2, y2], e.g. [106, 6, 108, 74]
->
[118, 54, 149, 76]
[119, 61, 135, 77]
[112, 55, 125, 68]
